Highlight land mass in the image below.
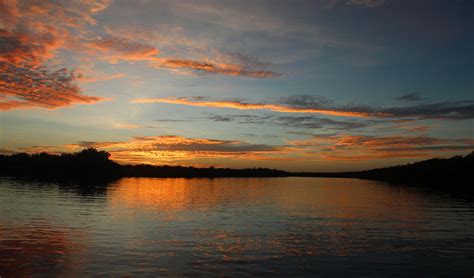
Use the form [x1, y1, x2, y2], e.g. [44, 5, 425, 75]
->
[0, 148, 472, 190]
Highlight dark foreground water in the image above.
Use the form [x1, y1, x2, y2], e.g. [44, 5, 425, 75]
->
[1, 177, 473, 277]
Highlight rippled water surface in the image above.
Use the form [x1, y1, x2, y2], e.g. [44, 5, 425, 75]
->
[1, 177, 474, 277]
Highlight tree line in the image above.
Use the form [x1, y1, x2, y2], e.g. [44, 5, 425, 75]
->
[0, 148, 472, 190]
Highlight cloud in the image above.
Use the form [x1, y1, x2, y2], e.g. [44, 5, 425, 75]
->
[132, 97, 376, 118]
[75, 72, 126, 83]
[289, 134, 474, 161]
[395, 92, 423, 102]
[384, 101, 474, 120]
[348, 0, 386, 7]
[90, 26, 281, 78]
[208, 113, 371, 130]
[2, 1, 280, 111]
[85, 35, 160, 63]
[21, 135, 290, 165]
[133, 95, 474, 120]
[0, 0, 112, 110]
[19, 133, 473, 165]
[0, 62, 107, 110]
[114, 123, 140, 129]
[153, 58, 280, 78]
[0, 148, 15, 154]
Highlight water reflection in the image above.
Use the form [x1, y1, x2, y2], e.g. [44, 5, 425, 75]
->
[0, 220, 86, 277]
[107, 177, 271, 212]
[1, 177, 474, 276]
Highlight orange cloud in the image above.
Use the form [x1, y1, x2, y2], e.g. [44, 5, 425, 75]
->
[0, 63, 107, 110]
[289, 134, 474, 161]
[154, 58, 280, 78]
[0, 0, 112, 110]
[84, 35, 160, 63]
[20, 135, 290, 165]
[99, 25, 281, 78]
[132, 97, 377, 118]
[83, 34, 280, 78]
[17, 133, 473, 166]
[114, 123, 140, 129]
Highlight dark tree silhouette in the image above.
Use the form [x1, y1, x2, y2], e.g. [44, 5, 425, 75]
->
[0, 148, 121, 182]
[0, 149, 472, 191]
[0, 148, 288, 181]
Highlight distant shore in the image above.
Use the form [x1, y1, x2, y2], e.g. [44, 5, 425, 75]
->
[1, 149, 473, 190]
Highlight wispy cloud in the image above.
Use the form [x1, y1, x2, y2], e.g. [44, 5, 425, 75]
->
[114, 123, 140, 129]
[395, 92, 423, 102]
[133, 95, 474, 120]
[348, 0, 386, 7]
[289, 134, 473, 161]
[384, 101, 474, 120]
[153, 58, 280, 78]
[132, 97, 376, 118]
[207, 113, 371, 130]
[87, 29, 280, 78]
[85, 35, 160, 63]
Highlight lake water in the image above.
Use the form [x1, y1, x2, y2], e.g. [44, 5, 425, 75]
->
[1, 177, 473, 277]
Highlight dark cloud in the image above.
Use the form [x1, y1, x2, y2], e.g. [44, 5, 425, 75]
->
[277, 95, 332, 108]
[349, 0, 386, 7]
[207, 115, 235, 122]
[279, 96, 474, 120]
[380, 145, 474, 152]
[224, 52, 273, 69]
[207, 113, 371, 130]
[385, 101, 474, 120]
[395, 92, 423, 102]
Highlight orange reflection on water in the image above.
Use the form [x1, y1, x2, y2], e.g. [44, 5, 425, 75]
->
[0, 220, 85, 276]
[106, 177, 428, 258]
[272, 178, 426, 221]
[107, 177, 271, 214]
[107, 177, 426, 222]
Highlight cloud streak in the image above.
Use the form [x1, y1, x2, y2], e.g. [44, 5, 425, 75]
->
[348, 0, 386, 7]
[290, 134, 474, 161]
[207, 113, 371, 130]
[133, 96, 474, 120]
[154, 58, 280, 78]
[86, 27, 280, 78]
[132, 97, 375, 118]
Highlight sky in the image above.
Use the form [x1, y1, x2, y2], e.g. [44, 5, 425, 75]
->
[0, 0, 473, 171]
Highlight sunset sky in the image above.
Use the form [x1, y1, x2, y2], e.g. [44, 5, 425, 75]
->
[1, 0, 473, 171]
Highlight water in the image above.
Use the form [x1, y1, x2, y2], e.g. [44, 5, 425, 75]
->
[1, 177, 473, 277]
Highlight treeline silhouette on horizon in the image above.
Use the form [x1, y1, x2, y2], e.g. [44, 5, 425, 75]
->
[0, 148, 472, 190]
[350, 151, 474, 188]
[0, 148, 288, 181]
